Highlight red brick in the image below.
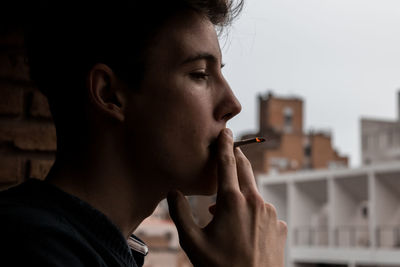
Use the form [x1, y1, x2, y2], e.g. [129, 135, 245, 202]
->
[0, 156, 22, 184]
[247, 92, 348, 174]
[29, 159, 54, 180]
[30, 90, 52, 118]
[0, 85, 24, 115]
[0, 49, 31, 81]
[0, 122, 56, 151]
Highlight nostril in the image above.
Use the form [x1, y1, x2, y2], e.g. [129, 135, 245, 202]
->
[222, 112, 233, 121]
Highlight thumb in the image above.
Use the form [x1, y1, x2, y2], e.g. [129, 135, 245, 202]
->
[167, 190, 200, 242]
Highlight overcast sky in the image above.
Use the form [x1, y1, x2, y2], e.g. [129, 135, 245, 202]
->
[222, 0, 400, 167]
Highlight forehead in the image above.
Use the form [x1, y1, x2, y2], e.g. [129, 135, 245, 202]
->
[147, 11, 222, 67]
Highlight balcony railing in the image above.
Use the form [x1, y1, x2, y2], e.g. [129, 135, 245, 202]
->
[334, 226, 369, 247]
[376, 225, 400, 248]
[294, 226, 329, 246]
[293, 226, 400, 249]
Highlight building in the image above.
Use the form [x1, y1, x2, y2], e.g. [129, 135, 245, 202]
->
[361, 91, 400, 165]
[240, 91, 348, 175]
[258, 161, 400, 267]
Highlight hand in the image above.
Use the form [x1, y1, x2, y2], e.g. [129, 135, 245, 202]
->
[167, 128, 287, 267]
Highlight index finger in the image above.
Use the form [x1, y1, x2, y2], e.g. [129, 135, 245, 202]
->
[234, 147, 258, 194]
[216, 128, 240, 193]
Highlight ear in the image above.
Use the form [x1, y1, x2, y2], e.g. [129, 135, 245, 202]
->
[87, 63, 126, 122]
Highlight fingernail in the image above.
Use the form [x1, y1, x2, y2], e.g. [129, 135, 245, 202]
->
[224, 128, 233, 138]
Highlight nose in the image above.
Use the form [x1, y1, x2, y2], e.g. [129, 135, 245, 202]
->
[214, 77, 242, 122]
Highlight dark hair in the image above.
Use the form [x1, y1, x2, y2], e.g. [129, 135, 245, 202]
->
[25, 0, 244, 100]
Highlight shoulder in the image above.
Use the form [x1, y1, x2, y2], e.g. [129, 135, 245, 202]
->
[0, 180, 70, 232]
[0, 182, 106, 266]
[0, 204, 106, 266]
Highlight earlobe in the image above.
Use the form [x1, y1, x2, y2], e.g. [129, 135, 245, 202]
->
[106, 102, 124, 122]
[87, 63, 126, 122]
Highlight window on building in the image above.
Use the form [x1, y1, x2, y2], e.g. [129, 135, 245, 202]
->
[362, 134, 368, 151]
[388, 130, 394, 146]
[379, 133, 387, 149]
[370, 135, 376, 150]
[304, 145, 311, 156]
[328, 161, 346, 169]
[362, 205, 368, 218]
[269, 157, 289, 172]
[283, 107, 293, 133]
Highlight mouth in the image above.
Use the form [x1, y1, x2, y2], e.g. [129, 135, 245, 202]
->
[208, 136, 266, 151]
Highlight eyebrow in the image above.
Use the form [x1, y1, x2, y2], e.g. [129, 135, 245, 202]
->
[181, 52, 220, 66]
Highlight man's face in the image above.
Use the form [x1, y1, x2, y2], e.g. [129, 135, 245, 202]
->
[123, 11, 241, 195]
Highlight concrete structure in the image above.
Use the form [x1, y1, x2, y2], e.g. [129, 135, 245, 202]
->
[258, 161, 400, 267]
[241, 91, 348, 175]
[361, 91, 400, 165]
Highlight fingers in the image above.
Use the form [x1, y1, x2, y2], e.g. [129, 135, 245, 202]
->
[216, 129, 240, 194]
[278, 220, 288, 236]
[234, 147, 258, 194]
[167, 190, 200, 243]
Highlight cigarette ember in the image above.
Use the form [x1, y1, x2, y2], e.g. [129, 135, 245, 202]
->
[234, 137, 266, 148]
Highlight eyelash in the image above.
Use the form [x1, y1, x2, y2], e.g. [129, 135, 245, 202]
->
[189, 64, 225, 81]
[190, 71, 210, 81]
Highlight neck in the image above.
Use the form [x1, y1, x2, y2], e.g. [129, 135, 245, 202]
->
[46, 148, 164, 239]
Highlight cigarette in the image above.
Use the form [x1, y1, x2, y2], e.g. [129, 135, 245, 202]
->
[234, 137, 266, 148]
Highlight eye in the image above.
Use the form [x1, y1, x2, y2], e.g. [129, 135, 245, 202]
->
[190, 71, 210, 81]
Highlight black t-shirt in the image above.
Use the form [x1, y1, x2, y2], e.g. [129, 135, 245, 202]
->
[0, 178, 147, 267]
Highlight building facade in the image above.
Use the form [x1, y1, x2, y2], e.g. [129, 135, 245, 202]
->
[240, 92, 348, 175]
[361, 91, 400, 165]
[258, 161, 400, 267]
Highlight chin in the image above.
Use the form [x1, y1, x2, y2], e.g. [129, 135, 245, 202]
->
[182, 167, 218, 196]
[173, 150, 218, 196]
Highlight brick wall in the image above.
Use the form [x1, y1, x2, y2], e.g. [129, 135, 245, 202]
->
[310, 133, 348, 169]
[309, 133, 335, 169]
[245, 92, 349, 174]
[0, 26, 56, 190]
[265, 133, 304, 173]
[259, 93, 303, 135]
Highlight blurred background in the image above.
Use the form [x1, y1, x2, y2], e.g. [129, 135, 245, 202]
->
[224, 0, 400, 168]
[1, 0, 400, 266]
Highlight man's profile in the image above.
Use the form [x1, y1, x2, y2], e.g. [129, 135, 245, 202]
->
[0, 1, 287, 266]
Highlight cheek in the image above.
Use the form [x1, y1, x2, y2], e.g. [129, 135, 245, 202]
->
[125, 79, 216, 191]
[159, 89, 213, 144]
[154, 108, 215, 189]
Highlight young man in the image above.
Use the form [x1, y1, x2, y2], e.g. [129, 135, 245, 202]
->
[0, 1, 287, 266]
